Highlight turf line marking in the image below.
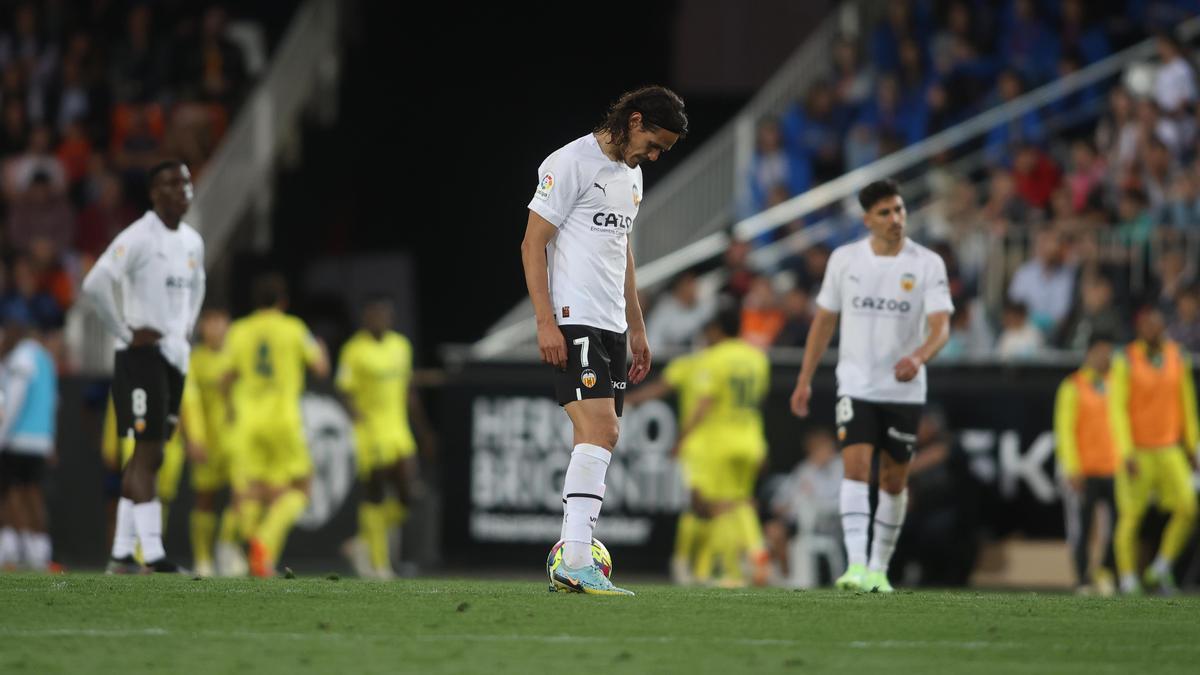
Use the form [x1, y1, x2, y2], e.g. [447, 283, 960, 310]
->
[4, 628, 1198, 654]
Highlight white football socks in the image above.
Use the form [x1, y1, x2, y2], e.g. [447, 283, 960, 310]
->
[560, 443, 611, 569]
[132, 500, 165, 563]
[869, 489, 907, 573]
[840, 479, 870, 568]
[21, 532, 51, 570]
[0, 526, 19, 566]
[111, 497, 137, 559]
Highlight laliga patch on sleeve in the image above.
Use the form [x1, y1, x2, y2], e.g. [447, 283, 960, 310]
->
[535, 173, 554, 200]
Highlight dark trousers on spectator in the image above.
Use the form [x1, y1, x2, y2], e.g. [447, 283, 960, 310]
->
[1063, 476, 1116, 586]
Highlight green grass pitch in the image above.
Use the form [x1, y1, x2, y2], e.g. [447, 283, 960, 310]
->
[1, 574, 1197, 674]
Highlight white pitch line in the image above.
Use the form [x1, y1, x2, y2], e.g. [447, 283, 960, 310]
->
[2, 628, 1197, 654]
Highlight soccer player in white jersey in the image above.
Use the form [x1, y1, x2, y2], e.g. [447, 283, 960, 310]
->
[789, 179, 953, 593]
[521, 86, 687, 595]
[82, 160, 206, 574]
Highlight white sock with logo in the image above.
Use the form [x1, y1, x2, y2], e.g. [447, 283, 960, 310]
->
[111, 498, 137, 559]
[869, 489, 907, 573]
[560, 443, 611, 569]
[840, 479, 871, 568]
[132, 500, 165, 563]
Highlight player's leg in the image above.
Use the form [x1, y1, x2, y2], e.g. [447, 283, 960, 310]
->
[382, 454, 419, 572]
[1062, 475, 1088, 589]
[343, 430, 377, 577]
[106, 359, 143, 573]
[835, 397, 877, 590]
[18, 474, 51, 571]
[864, 452, 911, 593]
[1073, 478, 1099, 591]
[0, 459, 19, 568]
[1091, 477, 1117, 595]
[1114, 453, 1151, 594]
[251, 423, 312, 576]
[732, 453, 769, 586]
[122, 349, 185, 572]
[863, 403, 919, 593]
[549, 327, 631, 595]
[684, 452, 717, 584]
[190, 489, 218, 577]
[358, 468, 390, 577]
[210, 452, 246, 577]
[559, 398, 618, 565]
[1145, 448, 1198, 593]
[15, 456, 50, 571]
[156, 436, 185, 531]
[191, 443, 231, 577]
[1, 464, 27, 568]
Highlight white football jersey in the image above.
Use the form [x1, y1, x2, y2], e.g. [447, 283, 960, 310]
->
[528, 134, 642, 334]
[87, 210, 206, 373]
[816, 237, 954, 404]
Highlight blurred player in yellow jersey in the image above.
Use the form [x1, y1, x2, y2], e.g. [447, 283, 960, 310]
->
[1108, 307, 1199, 595]
[626, 349, 713, 585]
[186, 308, 249, 577]
[223, 274, 330, 577]
[336, 296, 433, 579]
[677, 305, 771, 587]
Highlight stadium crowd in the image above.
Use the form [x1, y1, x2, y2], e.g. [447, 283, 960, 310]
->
[0, 1, 263, 372]
[2, 0, 1199, 594]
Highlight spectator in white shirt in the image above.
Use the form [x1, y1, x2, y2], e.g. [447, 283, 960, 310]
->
[997, 300, 1046, 360]
[1153, 33, 1196, 116]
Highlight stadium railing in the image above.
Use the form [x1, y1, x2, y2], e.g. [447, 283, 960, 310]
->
[474, 1, 882, 357]
[473, 14, 1200, 359]
[186, 0, 342, 266]
[69, 0, 344, 375]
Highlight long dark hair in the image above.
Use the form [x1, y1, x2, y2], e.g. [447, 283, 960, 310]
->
[594, 85, 688, 151]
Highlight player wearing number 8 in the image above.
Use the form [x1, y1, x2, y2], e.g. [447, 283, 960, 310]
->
[222, 274, 330, 577]
[81, 160, 205, 574]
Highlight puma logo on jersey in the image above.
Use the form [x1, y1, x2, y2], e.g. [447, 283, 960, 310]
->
[848, 275, 861, 283]
[593, 182, 607, 196]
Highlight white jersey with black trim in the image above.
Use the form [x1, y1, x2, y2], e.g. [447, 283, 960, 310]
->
[527, 133, 642, 334]
[815, 237, 954, 404]
[83, 210, 206, 374]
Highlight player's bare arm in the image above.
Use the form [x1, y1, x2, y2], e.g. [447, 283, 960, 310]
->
[625, 242, 651, 384]
[520, 210, 566, 368]
[790, 307, 838, 417]
[894, 311, 951, 382]
[408, 383, 439, 462]
[624, 377, 672, 405]
[309, 337, 332, 379]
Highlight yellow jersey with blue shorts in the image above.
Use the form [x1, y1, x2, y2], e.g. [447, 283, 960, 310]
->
[225, 309, 321, 488]
[336, 330, 417, 478]
[687, 339, 770, 502]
